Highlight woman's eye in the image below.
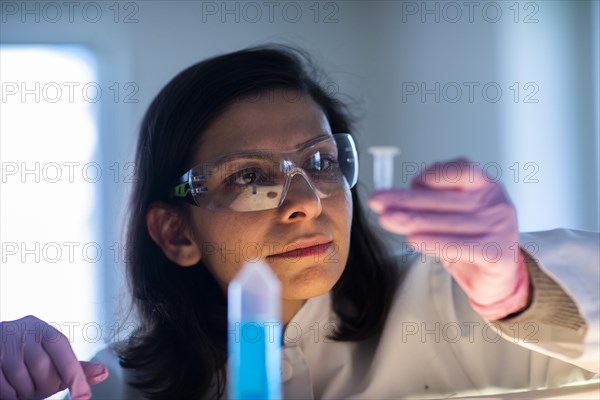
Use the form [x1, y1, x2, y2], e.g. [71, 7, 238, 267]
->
[226, 168, 273, 186]
[307, 156, 339, 173]
[241, 171, 258, 184]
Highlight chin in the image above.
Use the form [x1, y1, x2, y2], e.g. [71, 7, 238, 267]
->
[282, 265, 343, 300]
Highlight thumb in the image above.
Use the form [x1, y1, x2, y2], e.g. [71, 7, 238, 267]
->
[80, 361, 109, 385]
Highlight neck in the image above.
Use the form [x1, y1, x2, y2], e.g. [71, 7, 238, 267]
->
[282, 299, 306, 325]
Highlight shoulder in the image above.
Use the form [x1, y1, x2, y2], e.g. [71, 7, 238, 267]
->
[519, 229, 599, 313]
[519, 228, 599, 276]
[388, 250, 453, 319]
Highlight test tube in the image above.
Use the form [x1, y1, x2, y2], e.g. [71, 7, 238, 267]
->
[368, 146, 400, 190]
[228, 261, 282, 399]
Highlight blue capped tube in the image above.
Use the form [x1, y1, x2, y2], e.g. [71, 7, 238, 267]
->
[228, 261, 282, 399]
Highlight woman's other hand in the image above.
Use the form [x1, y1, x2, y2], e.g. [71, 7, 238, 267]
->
[0, 315, 108, 400]
[369, 158, 530, 320]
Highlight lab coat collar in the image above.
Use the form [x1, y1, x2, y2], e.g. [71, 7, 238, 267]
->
[283, 291, 334, 347]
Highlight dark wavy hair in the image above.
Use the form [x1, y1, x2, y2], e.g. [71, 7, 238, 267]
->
[118, 45, 401, 398]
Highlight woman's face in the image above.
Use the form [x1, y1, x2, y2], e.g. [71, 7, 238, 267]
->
[188, 89, 352, 317]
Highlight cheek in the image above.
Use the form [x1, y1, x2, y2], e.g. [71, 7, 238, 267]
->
[337, 191, 353, 265]
[191, 211, 268, 287]
[326, 190, 353, 260]
[345, 191, 353, 224]
[337, 190, 353, 237]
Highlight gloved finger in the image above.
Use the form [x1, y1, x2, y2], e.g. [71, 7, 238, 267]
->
[23, 337, 62, 398]
[47, 361, 109, 396]
[41, 325, 91, 400]
[0, 321, 36, 398]
[0, 367, 18, 399]
[80, 361, 109, 385]
[368, 188, 489, 214]
[1, 362, 34, 399]
[408, 232, 519, 267]
[411, 158, 490, 191]
[377, 204, 515, 236]
[404, 234, 512, 304]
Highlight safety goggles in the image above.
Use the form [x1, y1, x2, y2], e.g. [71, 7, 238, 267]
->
[171, 133, 358, 212]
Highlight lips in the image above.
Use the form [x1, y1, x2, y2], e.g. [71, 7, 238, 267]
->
[268, 238, 333, 259]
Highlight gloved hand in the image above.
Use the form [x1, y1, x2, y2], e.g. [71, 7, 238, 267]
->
[369, 158, 530, 320]
[0, 315, 108, 400]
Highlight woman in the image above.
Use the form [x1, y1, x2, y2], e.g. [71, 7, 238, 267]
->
[1, 45, 598, 400]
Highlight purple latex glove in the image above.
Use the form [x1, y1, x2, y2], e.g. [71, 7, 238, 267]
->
[0, 315, 108, 400]
[369, 158, 530, 320]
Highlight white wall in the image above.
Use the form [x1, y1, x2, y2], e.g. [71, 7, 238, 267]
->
[2, 0, 598, 332]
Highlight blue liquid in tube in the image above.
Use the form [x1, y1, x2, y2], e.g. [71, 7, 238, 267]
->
[228, 262, 282, 399]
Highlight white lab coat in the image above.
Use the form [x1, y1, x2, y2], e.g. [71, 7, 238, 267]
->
[90, 229, 599, 399]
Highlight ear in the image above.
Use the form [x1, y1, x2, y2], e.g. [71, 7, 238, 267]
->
[146, 202, 201, 267]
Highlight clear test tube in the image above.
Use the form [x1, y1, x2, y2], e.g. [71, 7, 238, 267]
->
[228, 261, 282, 399]
[368, 146, 400, 190]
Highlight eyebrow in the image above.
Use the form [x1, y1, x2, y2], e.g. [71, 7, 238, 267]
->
[208, 134, 332, 165]
[215, 152, 278, 165]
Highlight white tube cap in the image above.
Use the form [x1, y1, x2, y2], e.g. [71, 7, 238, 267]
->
[368, 146, 400, 190]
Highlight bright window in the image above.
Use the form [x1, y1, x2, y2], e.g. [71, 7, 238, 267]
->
[1, 46, 103, 365]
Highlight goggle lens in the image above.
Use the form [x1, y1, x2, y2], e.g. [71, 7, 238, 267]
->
[180, 133, 358, 212]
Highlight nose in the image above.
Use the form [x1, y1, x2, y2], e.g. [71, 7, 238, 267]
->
[277, 170, 322, 222]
